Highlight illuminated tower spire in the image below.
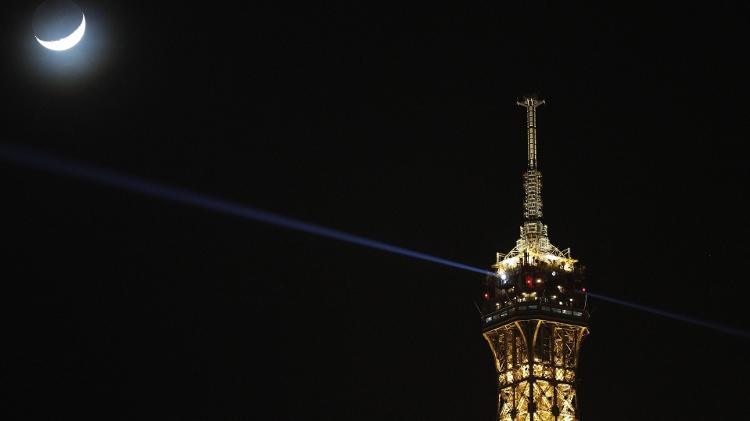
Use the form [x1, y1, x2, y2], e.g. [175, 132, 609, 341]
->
[480, 97, 589, 421]
[518, 97, 545, 222]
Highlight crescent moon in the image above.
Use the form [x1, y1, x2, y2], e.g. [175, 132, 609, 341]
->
[35, 13, 86, 51]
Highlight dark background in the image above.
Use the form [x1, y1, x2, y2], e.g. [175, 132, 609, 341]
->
[2, 1, 749, 419]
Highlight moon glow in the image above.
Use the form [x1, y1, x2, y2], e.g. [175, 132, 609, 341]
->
[35, 12, 85, 51]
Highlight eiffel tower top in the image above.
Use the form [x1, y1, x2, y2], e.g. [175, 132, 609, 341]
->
[493, 97, 576, 273]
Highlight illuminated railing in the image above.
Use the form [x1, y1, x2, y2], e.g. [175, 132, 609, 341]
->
[483, 302, 588, 327]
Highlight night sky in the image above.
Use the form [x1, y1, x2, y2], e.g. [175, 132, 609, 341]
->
[3, 2, 750, 420]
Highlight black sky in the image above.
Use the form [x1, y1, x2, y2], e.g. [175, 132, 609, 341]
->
[3, 2, 750, 420]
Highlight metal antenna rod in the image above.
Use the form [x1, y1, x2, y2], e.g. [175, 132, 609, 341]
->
[517, 96, 545, 221]
[516, 96, 545, 170]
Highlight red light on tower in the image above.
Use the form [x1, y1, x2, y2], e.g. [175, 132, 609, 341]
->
[483, 292, 490, 300]
[524, 274, 533, 288]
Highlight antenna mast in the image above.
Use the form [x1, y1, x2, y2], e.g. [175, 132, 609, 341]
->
[517, 96, 545, 223]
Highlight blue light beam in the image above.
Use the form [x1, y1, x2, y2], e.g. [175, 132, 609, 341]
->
[2, 143, 749, 339]
[0, 144, 496, 277]
[584, 291, 750, 339]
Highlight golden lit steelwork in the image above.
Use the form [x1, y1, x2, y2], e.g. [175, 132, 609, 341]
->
[480, 97, 589, 421]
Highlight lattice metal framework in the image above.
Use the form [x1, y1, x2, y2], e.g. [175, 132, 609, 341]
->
[484, 320, 588, 421]
[480, 97, 589, 421]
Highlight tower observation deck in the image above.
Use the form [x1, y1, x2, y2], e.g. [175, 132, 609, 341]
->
[480, 97, 589, 421]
